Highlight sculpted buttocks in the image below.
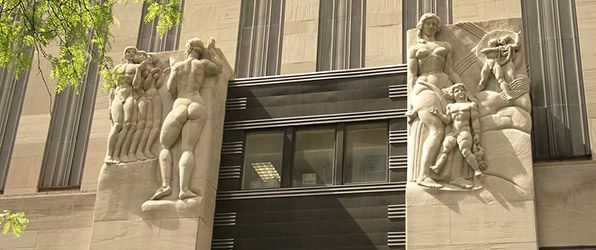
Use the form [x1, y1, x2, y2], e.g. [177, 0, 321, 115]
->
[151, 38, 222, 201]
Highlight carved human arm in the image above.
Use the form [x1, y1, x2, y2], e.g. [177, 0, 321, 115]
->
[108, 88, 114, 121]
[132, 64, 144, 90]
[406, 47, 419, 93]
[512, 31, 522, 49]
[156, 68, 170, 90]
[203, 38, 223, 76]
[443, 43, 465, 85]
[443, 42, 464, 84]
[166, 67, 178, 98]
[430, 106, 452, 124]
[471, 102, 481, 144]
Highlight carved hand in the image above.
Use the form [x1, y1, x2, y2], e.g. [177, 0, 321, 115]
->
[428, 107, 439, 115]
[208, 38, 216, 50]
[405, 110, 418, 124]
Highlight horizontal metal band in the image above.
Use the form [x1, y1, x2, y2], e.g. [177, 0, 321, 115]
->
[387, 204, 406, 219]
[224, 109, 406, 130]
[389, 84, 407, 99]
[217, 182, 406, 200]
[226, 97, 248, 111]
[387, 231, 406, 247]
[221, 141, 244, 155]
[219, 165, 242, 180]
[389, 130, 407, 144]
[214, 212, 237, 227]
[212, 238, 234, 249]
[229, 64, 407, 88]
[388, 155, 407, 170]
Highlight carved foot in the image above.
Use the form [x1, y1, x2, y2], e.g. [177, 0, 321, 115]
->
[417, 176, 443, 189]
[135, 152, 147, 161]
[144, 151, 156, 159]
[472, 172, 485, 189]
[120, 155, 130, 163]
[128, 153, 138, 162]
[150, 186, 172, 200]
[430, 164, 441, 174]
[104, 156, 118, 165]
[450, 177, 474, 189]
[179, 190, 198, 200]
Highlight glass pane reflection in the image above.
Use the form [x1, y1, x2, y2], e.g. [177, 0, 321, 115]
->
[344, 122, 387, 184]
[242, 130, 284, 189]
[292, 126, 335, 187]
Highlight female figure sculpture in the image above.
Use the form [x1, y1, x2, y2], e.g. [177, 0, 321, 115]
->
[105, 46, 139, 164]
[127, 50, 149, 162]
[135, 53, 164, 159]
[406, 13, 466, 188]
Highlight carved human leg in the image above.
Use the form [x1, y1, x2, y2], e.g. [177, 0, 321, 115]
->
[457, 131, 482, 176]
[493, 64, 513, 101]
[144, 95, 161, 158]
[133, 96, 148, 160]
[115, 96, 135, 163]
[430, 134, 457, 174]
[416, 109, 444, 188]
[151, 105, 187, 200]
[178, 103, 206, 200]
[105, 98, 124, 164]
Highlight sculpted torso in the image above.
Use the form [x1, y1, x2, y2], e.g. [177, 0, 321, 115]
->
[171, 58, 209, 116]
[447, 102, 475, 131]
[410, 41, 452, 89]
[114, 63, 138, 99]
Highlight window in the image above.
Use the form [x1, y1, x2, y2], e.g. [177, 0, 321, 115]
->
[242, 130, 284, 189]
[292, 126, 335, 187]
[344, 122, 387, 184]
[240, 122, 388, 189]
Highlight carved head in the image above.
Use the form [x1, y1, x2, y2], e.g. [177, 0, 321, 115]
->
[123, 46, 137, 62]
[417, 13, 441, 40]
[185, 38, 205, 57]
[499, 35, 514, 45]
[488, 38, 500, 48]
[443, 83, 476, 102]
[134, 50, 148, 64]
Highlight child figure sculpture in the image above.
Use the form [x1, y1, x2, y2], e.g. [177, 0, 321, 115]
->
[478, 31, 522, 101]
[429, 84, 487, 188]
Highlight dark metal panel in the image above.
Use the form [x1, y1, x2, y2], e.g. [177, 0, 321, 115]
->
[213, 192, 405, 249]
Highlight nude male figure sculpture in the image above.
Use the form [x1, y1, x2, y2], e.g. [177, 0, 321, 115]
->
[429, 83, 487, 188]
[151, 38, 222, 200]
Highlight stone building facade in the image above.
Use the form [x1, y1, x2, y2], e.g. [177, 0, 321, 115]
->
[0, 0, 595, 249]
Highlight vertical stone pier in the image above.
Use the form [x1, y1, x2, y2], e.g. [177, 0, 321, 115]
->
[90, 45, 233, 250]
[405, 16, 538, 249]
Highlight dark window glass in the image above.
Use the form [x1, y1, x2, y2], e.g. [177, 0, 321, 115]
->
[242, 130, 284, 189]
[344, 122, 388, 184]
[292, 126, 335, 187]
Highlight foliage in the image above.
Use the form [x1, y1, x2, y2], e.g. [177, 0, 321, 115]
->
[0, 0, 182, 94]
[0, 210, 29, 237]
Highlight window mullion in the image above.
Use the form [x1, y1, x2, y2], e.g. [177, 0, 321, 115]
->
[281, 127, 294, 188]
[334, 123, 345, 185]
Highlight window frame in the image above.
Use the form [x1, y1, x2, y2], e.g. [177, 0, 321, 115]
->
[240, 120, 390, 190]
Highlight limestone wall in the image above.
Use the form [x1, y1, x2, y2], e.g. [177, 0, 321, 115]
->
[0, 192, 95, 250]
